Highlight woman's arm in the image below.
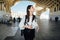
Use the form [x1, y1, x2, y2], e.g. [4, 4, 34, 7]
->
[19, 16, 25, 30]
[19, 16, 32, 30]
[32, 18, 39, 32]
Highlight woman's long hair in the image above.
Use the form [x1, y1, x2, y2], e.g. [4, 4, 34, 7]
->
[24, 5, 36, 25]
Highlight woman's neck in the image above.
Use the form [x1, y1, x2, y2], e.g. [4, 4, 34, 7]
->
[30, 12, 33, 16]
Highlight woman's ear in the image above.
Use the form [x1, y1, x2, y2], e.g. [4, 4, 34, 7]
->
[28, 9, 30, 11]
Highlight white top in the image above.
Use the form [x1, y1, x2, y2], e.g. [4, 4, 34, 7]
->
[19, 16, 39, 30]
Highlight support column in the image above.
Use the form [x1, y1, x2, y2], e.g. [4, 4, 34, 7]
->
[0, 1, 4, 11]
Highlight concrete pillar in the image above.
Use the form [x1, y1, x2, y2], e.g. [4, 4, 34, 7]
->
[5, 5, 11, 13]
[0, 2, 4, 11]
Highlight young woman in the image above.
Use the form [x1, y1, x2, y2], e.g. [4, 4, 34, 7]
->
[19, 5, 39, 40]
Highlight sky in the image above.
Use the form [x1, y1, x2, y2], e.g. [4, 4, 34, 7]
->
[11, 1, 35, 13]
[11, 1, 50, 19]
[11, 1, 36, 18]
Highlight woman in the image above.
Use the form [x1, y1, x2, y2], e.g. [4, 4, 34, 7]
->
[19, 5, 39, 40]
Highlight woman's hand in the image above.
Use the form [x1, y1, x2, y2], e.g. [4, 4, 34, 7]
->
[24, 25, 32, 29]
[28, 25, 32, 29]
[37, 27, 39, 32]
[23, 25, 28, 28]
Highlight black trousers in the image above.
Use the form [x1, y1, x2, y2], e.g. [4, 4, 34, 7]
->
[24, 28, 35, 40]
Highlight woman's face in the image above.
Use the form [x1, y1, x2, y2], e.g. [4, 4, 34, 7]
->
[29, 6, 35, 13]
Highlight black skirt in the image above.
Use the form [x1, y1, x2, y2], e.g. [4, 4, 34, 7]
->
[24, 28, 35, 40]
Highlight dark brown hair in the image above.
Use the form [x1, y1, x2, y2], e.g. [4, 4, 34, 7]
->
[24, 5, 36, 25]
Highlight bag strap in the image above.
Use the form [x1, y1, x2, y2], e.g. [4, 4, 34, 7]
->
[24, 15, 36, 25]
[24, 15, 27, 25]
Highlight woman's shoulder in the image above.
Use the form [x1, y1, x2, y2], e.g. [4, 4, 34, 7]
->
[22, 15, 27, 20]
[33, 15, 36, 17]
[22, 15, 26, 18]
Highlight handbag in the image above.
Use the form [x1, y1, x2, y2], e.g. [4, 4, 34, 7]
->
[21, 30, 24, 36]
